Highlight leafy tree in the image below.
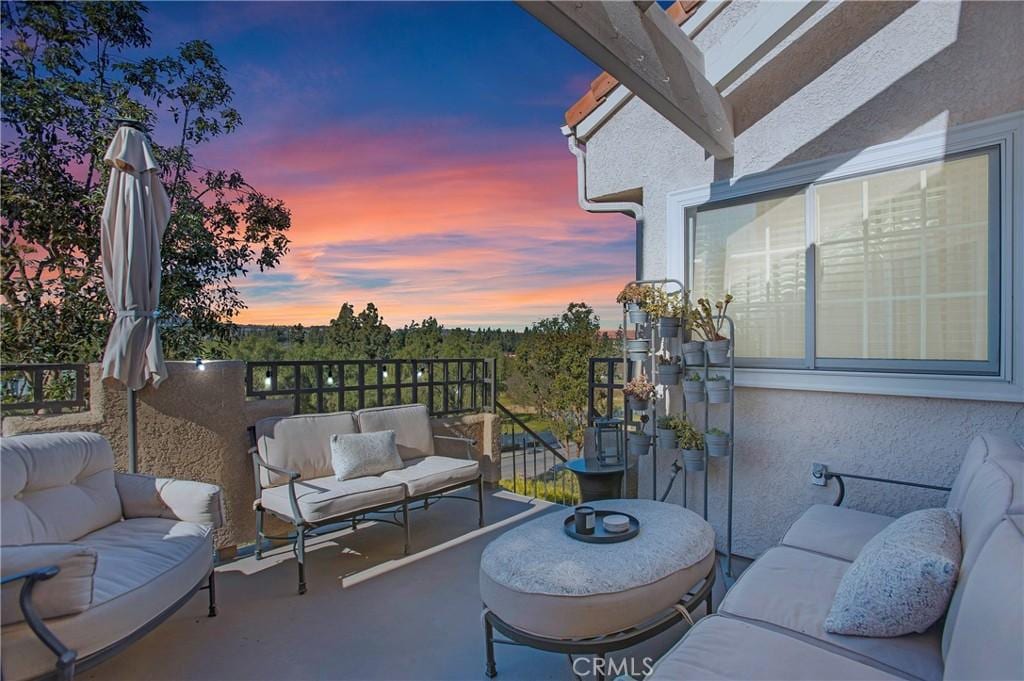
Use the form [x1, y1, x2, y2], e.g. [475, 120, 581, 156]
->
[325, 303, 392, 359]
[505, 303, 615, 452]
[1, 1, 291, 363]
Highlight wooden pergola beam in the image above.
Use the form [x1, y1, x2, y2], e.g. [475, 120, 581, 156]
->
[520, 0, 734, 159]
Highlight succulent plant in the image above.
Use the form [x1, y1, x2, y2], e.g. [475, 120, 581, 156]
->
[684, 371, 704, 383]
[616, 283, 651, 306]
[674, 418, 704, 450]
[623, 373, 656, 400]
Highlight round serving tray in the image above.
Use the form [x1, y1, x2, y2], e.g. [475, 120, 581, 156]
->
[563, 510, 640, 544]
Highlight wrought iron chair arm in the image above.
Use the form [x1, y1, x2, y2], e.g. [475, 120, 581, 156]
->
[1, 565, 77, 681]
[813, 464, 951, 507]
[250, 450, 305, 524]
[433, 434, 477, 460]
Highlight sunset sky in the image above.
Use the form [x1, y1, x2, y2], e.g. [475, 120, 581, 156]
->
[145, 1, 632, 330]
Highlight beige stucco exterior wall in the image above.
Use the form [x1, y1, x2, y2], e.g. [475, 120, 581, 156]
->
[579, 0, 1024, 556]
[3, 361, 502, 554]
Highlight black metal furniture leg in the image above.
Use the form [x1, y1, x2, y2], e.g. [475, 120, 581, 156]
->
[403, 501, 411, 555]
[295, 524, 307, 595]
[207, 571, 217, 617]
[478, 477, 485, 528]
[485, 615, 497, 678]
[254, 508, 264, 560]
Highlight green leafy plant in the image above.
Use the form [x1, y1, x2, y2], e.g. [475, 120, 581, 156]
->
[657, 415, 683, 430]
[624, 373, 656, 401]
[616, 283, 650, 306]
[674, 419, 704, 450]
[706, 427, 729, 437]
[689, 294, 734, 341]
[706, 373, 727, 382]
[683, 371, 704, 383]
[642, 287, 692, 318]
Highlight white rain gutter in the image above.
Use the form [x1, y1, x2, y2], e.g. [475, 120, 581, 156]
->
[562, 125, 644, 278]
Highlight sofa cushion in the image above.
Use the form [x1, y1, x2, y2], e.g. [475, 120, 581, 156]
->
[381, 456, 479, 496]
[947, 432, 1021, 511]
[781, 504, 895, 562]
[647, 615, 901, 681]
[825, 508, 960, 637]
[260, 474, 405, 523]
[719, 546, 943, 680]
[943, 515, 1024, 681]
[1, 432, 122, 544]
[330, 430, 403, 481]
[255, 411, 358, 487]
[356, 404, 434, 461]
[1, 518, 212, 681]
[115, 472, 224, 528]
[1, 544, 98, 625]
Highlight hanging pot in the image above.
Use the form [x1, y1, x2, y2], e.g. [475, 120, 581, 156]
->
[682, 340, 705, 365]
[627, 303, 649, 325]
[706, 378, 731, 404]
[705, 431, 730, 457]
[706, 338, 731, 364]
[627, 396, 649, 412]
[682, 380, 705, 403]
[655, 363, 681, 386]
[626, 338, 650, 355]
[657, 316, 680, 338]
[682, 449, 705, 472]
[656, 428, 678, 450]
[627, 433, 652, 456]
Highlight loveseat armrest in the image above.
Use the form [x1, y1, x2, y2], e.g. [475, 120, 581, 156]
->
[1, 564, 77, 680]
[250, 449, 305, 523]
[433, 434, 477, 460]
[116, 473, 224, 529]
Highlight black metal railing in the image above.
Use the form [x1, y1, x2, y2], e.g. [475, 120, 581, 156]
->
[495, 401, 579, 505]
[588, 357, 626, 424]
[245, 358, 496, 417]
[1, 363, 89, 415]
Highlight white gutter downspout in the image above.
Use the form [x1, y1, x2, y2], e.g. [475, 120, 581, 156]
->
[562, 126, 644, 278]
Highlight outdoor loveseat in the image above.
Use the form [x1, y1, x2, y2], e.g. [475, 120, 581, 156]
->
[250, 403, 483, 594]
[1, 432, 223, 681]
[648, 432, 1023, 681]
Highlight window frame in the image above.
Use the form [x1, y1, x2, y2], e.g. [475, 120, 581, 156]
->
[665, 111, 1023, 402]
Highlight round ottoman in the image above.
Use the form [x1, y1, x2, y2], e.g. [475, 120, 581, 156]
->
[480, 499, 715, 649]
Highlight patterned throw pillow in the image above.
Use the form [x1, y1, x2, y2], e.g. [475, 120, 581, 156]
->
[825, 508, 961, 637]
[330, 430, 403, 481]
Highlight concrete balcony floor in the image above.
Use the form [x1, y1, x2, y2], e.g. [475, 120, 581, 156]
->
[84, 487, 741, 681]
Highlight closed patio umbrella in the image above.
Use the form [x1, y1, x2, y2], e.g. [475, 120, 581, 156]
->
[100, 122, 170, 473]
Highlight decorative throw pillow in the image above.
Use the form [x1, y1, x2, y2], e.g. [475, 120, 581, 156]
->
[330, 430, 403, 481]
[825, 508, 961, 637]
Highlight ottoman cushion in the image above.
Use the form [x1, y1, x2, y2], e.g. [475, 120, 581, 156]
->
[480, 499, 715, 639]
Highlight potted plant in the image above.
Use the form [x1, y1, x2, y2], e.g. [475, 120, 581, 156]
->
[676, 419, 705, 472]
[706, 374, 731, 403]
[644, 287, 689, 338]
[626, 336, 650, 362]
[682, 371, 705, 403]
[654, 352, 681, 385]
[705, 428, 730, 457]
[656, 415, 681, 449]
[624, 374, 655, 411]
[681, 339, 705, 365]
[617, 283, 651, 325]
[627, 430, 652, 456]
[691, 294, 733, 363]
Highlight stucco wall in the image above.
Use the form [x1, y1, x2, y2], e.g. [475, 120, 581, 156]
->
[3, 361, 502, 554]
[580, 0, 1024, 556]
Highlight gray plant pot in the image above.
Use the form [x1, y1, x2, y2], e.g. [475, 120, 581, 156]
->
[627, 303, 649, 325]
[627, 396, 649, 412]
[682, 340, 705, 365]
[657, 317, 681, 338]
[705, 432, 730, 457]
[626, 338, 650, 356]
[682, 381, 705, 403]
[656, 428, 678, 450]
[628, 433, 652, 456]
[682, 449, 705, 472]
[706, 379, 731, 404]
[655, 364, 681, 386]
[706, 339, 731, 364]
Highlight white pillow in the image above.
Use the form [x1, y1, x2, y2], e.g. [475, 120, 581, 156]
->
[825, 508, 961, 637]
[330, 430, 403, 481]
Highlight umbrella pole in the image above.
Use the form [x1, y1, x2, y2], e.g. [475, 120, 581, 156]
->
[127, 387, 138, 473]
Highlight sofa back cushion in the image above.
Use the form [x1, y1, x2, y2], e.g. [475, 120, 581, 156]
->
[947, 432, 1018, 510]
[356, 405, 434, 461]
[941, 441, 1023, 657]
[255, 412, 358, 487]
[1, 432, 122, 544]
[943, 516, 1023, 680]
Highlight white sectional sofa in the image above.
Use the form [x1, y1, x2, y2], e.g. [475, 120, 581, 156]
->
[648, 432, 1024, 681]
[250, 403, 483, 594]
[1, 432, 223, 681]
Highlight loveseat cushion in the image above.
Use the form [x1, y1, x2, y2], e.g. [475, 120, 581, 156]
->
[260, 474, 405, 523]
[719, 546, 943, 680]
[1, 544, 97, 625]
[1, 432, 122, 544]
[381, 456, 479, 496]
[255, 411, 358, 487]
[781, 504, 895, 561]
[946, 432, 1020, 511]
[356, 404, 434, 461]
[1, 518, 213, 681]
[647, 615, 900, 681]
[115, 472, 224, 528]
[943, 515, 1024, 681]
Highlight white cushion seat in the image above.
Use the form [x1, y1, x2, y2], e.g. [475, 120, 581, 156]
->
[2, 518, 213, 681]
[647, 615, 900, 681]
[718, 546, 944, 680]
[781, 504, 895, 561]
[381, 456, 479, 497]
[260, 475, 406, 523]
